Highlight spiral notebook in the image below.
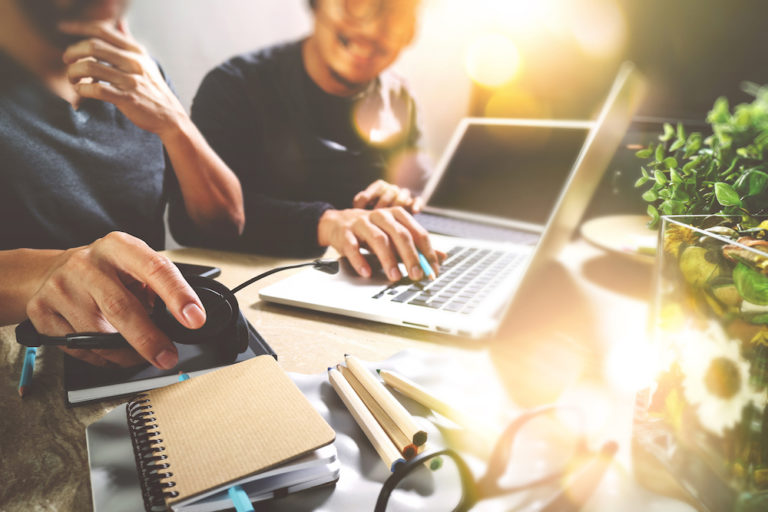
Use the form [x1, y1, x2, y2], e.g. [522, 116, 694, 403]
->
[88, 355, 337, 512]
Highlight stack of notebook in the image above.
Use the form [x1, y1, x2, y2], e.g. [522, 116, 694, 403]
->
[87, 355, 338, 512]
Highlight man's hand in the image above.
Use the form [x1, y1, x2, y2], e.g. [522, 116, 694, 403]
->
[60, 19, 186, 138]
[25, 232, 206, 369]
[353, 179, 424, 213]
[318, 207, 441, 281]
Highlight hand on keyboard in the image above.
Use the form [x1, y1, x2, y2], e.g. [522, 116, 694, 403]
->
[318, 206, 441, 281]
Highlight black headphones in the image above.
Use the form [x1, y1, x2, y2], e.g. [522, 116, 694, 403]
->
[16, 259, 340, 361]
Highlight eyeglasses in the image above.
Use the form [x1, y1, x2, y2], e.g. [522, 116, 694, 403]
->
[374, 405, 614, 512]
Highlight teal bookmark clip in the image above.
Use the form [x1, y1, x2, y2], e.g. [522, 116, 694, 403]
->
[178, 373, 253, 511]
[18, 346, 37, 397]
[227, 485, 254, 512]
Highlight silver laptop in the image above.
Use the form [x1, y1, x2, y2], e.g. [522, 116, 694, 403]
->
[259, 63, 646, 338]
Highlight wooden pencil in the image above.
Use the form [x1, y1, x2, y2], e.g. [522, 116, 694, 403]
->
[345, 355, 427, 446]
[377, 369, 470, 427]
[338, 365, 418, 459]
[327, 367, 406, 472]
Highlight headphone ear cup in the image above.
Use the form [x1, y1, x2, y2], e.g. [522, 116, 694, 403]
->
[234, 310, 250, 354]
[151, 276, 240, 345]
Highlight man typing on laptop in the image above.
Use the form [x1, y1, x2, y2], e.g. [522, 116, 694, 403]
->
[182, 0, 441, 283]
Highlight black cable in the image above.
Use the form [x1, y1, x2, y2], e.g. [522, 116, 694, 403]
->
[230, 259, 340, 294]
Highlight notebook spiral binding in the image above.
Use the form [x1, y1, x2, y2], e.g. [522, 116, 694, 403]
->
[127, 393, 180, 512]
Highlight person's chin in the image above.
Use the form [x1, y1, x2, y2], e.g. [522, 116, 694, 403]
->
[334, 63, 379, 88]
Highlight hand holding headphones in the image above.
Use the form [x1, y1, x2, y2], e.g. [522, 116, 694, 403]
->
[17, 252, 339, 366]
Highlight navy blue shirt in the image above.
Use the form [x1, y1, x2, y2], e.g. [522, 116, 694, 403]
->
[180, 40, 428, 257]
[0, 51, 170, 250]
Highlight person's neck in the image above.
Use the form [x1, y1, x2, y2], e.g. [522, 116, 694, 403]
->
[0, 0, 77, 103]
[302, 36, 369, 98]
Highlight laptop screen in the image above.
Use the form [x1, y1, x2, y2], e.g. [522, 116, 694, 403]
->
[427, 123, 590, 226]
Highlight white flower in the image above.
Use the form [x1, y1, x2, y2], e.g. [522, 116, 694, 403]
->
[678, 321, 764, 437]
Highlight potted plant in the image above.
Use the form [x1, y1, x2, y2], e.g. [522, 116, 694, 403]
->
[635, 84, 768, 228]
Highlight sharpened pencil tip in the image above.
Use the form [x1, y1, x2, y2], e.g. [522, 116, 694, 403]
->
[376, 369, 381, 374]
[344, 353, 350, 357]
[327, 367, 333, 372]
[18, 387, 25, 398]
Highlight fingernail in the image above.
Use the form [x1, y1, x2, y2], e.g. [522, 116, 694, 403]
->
[359, 266, 371, 278]
[410, 265, 424, 280]
[388, 267, 402, 281]
[182, 303, 206, 328]
[155, 349, 178, 370]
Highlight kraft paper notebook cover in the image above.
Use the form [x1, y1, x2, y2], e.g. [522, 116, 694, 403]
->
[123, 355, 336, 511]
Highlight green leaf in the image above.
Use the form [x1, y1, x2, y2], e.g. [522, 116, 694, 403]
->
[634, 176, 649, 187]
[647, 204, 660, 227]
[684, 134, 702, 158]
[670, 169, 682, 184]
[670, 138, 685, 152]
[677, 122, 685, 141]
[664, 157, 678, 169]
[640, 166, 649, 178]
[655, 143, 665, 162]
[714, 182, 743, 207]
[747, 169, 768, 196]
[642, 189, 658, 201]
[673, 189, 690, 202]
[734, 262, 768, 305]
[654, 170, 668, 186]
[660, 123, 675, 141]
[635, 147, 653, 159]
[682, 158, 698, 175]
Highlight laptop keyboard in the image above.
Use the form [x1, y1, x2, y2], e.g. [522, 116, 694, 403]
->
[414, 213, 540, 245]
[372, 246, 525, 315]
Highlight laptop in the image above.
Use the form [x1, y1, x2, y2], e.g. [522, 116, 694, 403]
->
[259, 63, 647, 338]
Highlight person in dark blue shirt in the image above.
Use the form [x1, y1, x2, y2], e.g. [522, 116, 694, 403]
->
[187, 0, 441, 284]
[0, 0, 245, 370]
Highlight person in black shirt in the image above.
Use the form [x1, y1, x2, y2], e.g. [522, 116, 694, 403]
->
[0, 0, 245, 370]
[186, 0, 441, 283]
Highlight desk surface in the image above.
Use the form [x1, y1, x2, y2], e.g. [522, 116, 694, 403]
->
[0, 241, 696, 511]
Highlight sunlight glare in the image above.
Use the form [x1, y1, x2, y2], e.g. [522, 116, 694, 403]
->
[464, 33, 521, 88]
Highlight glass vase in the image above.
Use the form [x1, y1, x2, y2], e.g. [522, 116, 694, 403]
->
[633, 215, 768, 511]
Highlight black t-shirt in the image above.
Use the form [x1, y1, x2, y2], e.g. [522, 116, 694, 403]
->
[0, 52, 169, 250]
[179, 39, 428, 257]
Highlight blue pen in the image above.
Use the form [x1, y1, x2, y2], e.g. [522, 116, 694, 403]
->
[18, 347, 37, 398]
[178, 373, 254, 512]
[417, 252, 435, 281]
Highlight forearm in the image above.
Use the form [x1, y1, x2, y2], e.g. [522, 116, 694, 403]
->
[0, 249, 64, 325]
[161, 116, 245, 236]
[170, 189, 332, 257]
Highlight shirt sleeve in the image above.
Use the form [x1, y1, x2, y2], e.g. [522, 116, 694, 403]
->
[168, 64, 334, 257]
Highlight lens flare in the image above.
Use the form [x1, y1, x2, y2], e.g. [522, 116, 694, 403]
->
[484, 88, 552, 119]
[569, 0, 626, 58]
[605, 337, 658, 393]
[464, 33, 521, 88]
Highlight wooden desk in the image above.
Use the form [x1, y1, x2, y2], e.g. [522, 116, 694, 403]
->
[0, 242, 696, 511]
